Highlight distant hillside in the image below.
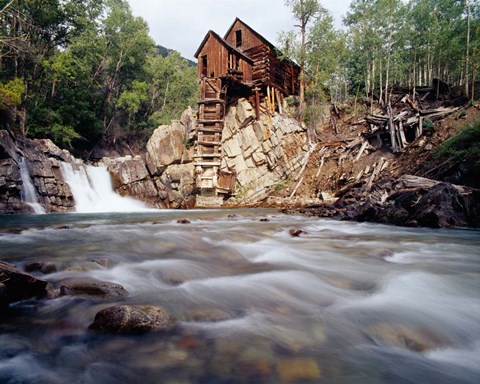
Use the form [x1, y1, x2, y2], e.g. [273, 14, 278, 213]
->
[156, 45, 196, 67]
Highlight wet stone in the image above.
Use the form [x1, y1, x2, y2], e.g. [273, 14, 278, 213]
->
[0, 261, 48, 305]
[177, 219, 191, 224]
[289, 228, 307, 237]
[90, 258, 109, 268]
[58, 277, 128, 298]
[89, 305, 177, 334]
[259, 218, 270, 222]
[25, 261, 58, 275]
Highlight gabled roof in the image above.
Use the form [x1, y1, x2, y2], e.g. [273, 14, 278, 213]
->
[224, 17, 300, 70]
[224, 17, 277, 52]
[194, 30, 254, 64]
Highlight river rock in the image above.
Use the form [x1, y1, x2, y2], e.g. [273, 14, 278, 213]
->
[25, 261, 58, 275]
[276, 357, 322, 382]
[89, 305, 177, 333]
[58, 277, 128, 298]
[186, 308, 233, 322]
[0, 261, 48, 305]
[367, 323, 445, 352]
[289, 228, 307, 237]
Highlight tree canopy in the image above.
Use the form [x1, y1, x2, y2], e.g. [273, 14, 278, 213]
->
[280, 0, 480, 112]
[0, 0, 198, 149]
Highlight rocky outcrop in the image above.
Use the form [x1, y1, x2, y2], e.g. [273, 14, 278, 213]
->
[301, 175, 480, 228]
[0, 261, 48, 306]
[221, 98, 308, 203]
[352, 176, 480, 228]
[0, 132, 74, 214]
[103, 109, 196, 209]
[89, 305, 177, 333]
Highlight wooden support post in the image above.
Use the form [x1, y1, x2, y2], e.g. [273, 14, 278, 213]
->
[255, 90, 260, 120]
[266, 86, 272, 113]
[398, 120, 407, 148]
[275, 89, 283, 115]
[387, 105, 397, 153]
[271, 86, 275, 113]
[417, 115, 423, 139]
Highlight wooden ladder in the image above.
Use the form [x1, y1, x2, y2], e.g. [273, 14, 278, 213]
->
[194, 78, 225, 195]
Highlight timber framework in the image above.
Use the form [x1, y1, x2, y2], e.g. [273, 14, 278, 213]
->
[193, 18, 300, 197]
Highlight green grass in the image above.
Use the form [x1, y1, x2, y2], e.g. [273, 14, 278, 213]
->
[434, 120, 480, 171]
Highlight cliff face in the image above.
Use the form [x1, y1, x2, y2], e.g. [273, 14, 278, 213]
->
[220, 99, 309, 204]
[0, 108, 198, 213]
[103, 108, 197, 209]
[0, 131, 75, 214]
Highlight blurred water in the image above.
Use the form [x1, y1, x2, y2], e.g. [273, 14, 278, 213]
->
[0, 210, 479, 383]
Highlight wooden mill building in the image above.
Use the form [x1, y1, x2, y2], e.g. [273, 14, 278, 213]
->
[193, 18, 300, 196]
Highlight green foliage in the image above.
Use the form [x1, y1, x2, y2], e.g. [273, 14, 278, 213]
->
[274, 180, 287, 191]
[0, 78, 25, 109]
[50, 123, 81, 148]
[146, 52, 198, 126]
[434, 122, 480, 170]
[423, 119, 434, 132]
[0, 0, 198, 149]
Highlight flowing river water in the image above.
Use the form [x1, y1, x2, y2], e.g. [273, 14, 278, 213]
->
[0, 210, 479, 383]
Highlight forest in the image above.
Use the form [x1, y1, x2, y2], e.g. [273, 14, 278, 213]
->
[1, 0, 479, 150]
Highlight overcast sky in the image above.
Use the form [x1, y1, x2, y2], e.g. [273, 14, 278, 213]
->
[128, 0, 351, 61]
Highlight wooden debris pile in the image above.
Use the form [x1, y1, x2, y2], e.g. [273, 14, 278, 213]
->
[364, 88, 460, 153]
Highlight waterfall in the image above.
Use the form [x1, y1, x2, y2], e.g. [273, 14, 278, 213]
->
[60, 162, 152, 213]
[19, 157, 46, 214]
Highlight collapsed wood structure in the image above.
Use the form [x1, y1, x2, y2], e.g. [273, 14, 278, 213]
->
[193, 18, 300, 196]
[363, 87, 459, 153]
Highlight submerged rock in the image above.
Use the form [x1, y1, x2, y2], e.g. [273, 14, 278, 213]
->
[58, 277, 128, 298]
[186, 308, 233, 322]
[25, 261, 57, 275]
[89, 305, 177, 333]
[0, 261, 48, 306]
[289, 228, 307, 237]
[177, 218, 191, 224]
[276, 358, 322, 382]
[367, 323, 446, 352]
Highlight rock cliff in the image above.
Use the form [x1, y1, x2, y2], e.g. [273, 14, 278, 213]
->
[220, 99, 309, 205]
[0, 99, 311, 213]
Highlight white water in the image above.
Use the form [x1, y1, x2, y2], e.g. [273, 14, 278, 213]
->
[60, 162, 152, 213]
[18, 157, 45, 214]
[0, 212, 479, 383]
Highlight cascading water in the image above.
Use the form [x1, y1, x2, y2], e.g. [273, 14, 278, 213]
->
[18, 157, 45, 214]
[60, 162, 152, 213]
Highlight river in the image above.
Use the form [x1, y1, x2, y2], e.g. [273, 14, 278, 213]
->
[0, 210, 479, 383]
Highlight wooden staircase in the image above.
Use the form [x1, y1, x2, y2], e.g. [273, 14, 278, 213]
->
[194, 78, 225, 195]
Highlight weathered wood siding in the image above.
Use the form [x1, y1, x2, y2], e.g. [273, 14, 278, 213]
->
[197, 34, 252, 82]
[224, 19, 299, 96]
[224, 19, 263, 52]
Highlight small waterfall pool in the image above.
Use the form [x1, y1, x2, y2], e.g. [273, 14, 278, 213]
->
[0, 210, 479, 383]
